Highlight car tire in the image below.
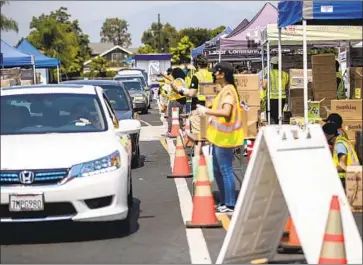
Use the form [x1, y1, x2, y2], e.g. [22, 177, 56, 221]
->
[141, 106, 148, 114]
[131, 145, 140, 169]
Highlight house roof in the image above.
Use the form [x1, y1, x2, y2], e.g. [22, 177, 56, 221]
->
[89, 43, 115, 55]
[84, 44, 134, 65]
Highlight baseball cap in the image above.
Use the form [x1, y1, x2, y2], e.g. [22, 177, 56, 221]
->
[323, 113, 343, 127]
[322, 122, 339, 136]
[212, 62, 234, 74]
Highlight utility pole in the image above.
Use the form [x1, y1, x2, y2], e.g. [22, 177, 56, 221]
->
[157, 13, 161, 53]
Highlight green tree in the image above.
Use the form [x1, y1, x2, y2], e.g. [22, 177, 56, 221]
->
[27, 7, 91, 77]
[100, 18, 132, 48]
[209, 25, 226, 38]
[170, 36, 194, 65]
[89, 56, 110, 77]
[0, 0, 18, 32]
[178, 27, 211, 48]
[141, 22, 178, 52]
[137, 44, 157, 54]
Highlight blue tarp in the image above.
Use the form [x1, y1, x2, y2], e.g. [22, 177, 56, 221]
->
[278, 1, 363, 28]
[0, 39, 33, 67]
[191, 27, 233, 58]
[17, 39, 60, 68]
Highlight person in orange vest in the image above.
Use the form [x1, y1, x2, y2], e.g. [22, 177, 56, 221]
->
[196, 62, 244, 213]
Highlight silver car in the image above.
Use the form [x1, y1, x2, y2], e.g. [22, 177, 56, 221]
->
[121, 80, 149, 114]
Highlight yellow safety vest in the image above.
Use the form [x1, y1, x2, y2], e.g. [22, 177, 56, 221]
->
[168, 78, 186, 101]
[336, 72, 346, 99]
[185, 75, 192, 103]
[270, 69, 288, 99]
[333, 135, 359, 179]
[260, 89, 267, 112]
[207, 85, 244, 148]
[193, 69, 214, 101]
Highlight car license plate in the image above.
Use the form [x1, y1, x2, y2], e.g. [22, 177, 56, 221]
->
[9, 194, 44, 212]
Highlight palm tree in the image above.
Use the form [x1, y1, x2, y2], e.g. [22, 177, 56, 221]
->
[0, 0, 19, 33]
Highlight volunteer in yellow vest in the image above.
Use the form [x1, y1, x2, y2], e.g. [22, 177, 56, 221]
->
[323, 122, 360, 190]
[262, 57, 289, 125]
[336, 60, 346, 100]
[196, 62, 244, 214]
[158, 68, 173, 112]
[183, 64, 193, 114]
[165, 67, 187, 137]
[177, 54, 213, 105]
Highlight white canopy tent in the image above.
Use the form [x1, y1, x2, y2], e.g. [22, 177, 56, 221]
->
[261, 23, 363, 124]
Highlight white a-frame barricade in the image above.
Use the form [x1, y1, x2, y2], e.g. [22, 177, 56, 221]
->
[216, 124, 362, 264]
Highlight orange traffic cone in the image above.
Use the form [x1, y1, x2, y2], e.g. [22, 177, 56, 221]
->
[167, 136, 193, 178]
[186, 155, 222, 228]
[279, 219, 302, 251]
[280, 216, 293, 244]
[318, 195, 347, 264]
[169, 107, 180, 138]
[184, 119, 193, 147]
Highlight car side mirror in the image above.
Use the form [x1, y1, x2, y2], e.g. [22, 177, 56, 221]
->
[115, 119, 141, 135]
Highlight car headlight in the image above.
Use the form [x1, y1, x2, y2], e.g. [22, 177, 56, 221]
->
[69, 151, 121, 178]
[133, 96, 145, 102]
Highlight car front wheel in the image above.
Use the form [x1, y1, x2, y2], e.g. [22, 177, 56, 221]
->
[131, 145, 140, 168]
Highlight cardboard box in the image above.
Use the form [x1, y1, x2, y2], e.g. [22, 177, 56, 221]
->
[342, 120, 362, 141]
[312, 53, 336, 66]
[313, 90, 337, 100]
[350, 67, 362, 99]
[330, 99, 362, 120]
[241, 106, 260, 138]
[199, 116, 208, 139]
[346, 166, 363, 212]
[289, 69, 313, 89]
[234, 74, 259, 91]
[238, 90, 260, 106]
[199, 82, 221, 96]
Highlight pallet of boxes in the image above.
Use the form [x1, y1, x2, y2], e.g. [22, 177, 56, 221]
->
[199, 74, 261, 140]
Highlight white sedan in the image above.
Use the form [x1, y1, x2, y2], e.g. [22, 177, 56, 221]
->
[0, 84, 141, 232]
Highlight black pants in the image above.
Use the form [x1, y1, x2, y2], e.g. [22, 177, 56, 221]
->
[168, 98, 186, 132]
[269, 98, 286, 124]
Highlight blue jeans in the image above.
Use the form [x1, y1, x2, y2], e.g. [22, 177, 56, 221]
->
[212, 145, 236, 207]
[185, 102, 191, 114]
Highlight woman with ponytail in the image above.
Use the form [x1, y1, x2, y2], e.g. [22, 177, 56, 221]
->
[196, 62, 244, 213]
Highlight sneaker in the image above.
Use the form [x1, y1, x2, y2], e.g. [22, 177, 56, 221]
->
[216, 205, 234, 214]
[215, 203, 224, 210]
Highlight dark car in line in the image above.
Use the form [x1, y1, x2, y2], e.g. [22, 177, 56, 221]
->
[61, 80, 141, 167]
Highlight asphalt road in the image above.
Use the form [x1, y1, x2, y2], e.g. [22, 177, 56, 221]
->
[1, 102, 362, 264]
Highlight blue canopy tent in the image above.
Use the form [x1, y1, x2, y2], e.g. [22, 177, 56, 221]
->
[275, 1, 363, 126]
[191, 27, 233, 58]
[16, 39, 61, 83]
[1, 39, 36, 83]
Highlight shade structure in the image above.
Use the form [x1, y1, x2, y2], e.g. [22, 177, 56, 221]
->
[191, 26, 233, 58]
[225, 19, 250, 38]
[0, 39, 33, 67]
[278, 1, 363, 28]
[262, 24, 363, 46]
[218, 2, 278, 50]
[16, 39, 60, 68]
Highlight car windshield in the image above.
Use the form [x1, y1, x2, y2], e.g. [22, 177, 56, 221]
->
[115, 76, 146, 87]
[100, 85, 131, 111]
[1, 93, 107, 135]
[122, 81, 143, 92]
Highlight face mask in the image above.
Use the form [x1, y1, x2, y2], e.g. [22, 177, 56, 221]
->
[183, 69, 188, 75]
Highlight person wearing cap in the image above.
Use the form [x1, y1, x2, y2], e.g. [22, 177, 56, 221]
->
[262, 56, 289, 124]
[196, 62, 244, 214]
[176, 54, 213, 106]
[322, 122, 360, 190]
[324, 113, 349, 138]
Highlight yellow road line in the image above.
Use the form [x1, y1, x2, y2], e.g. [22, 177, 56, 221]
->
[159, 137, 168, 152]
[217, 214, 231, 231]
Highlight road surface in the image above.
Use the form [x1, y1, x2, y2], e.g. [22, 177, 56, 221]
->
[1, 103, 362, 264]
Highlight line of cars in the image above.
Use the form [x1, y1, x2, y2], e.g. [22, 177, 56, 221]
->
[0, 73, 152, 232]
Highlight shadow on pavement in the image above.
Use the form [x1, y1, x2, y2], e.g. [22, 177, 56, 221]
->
[132, 155, 146, 169]
[0, 198, 141, 245]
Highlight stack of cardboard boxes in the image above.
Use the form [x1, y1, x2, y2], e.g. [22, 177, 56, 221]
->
[198, 74, 261, 139]
[288, 69, 313, 117]
[350, 67, 362, 99]
[330, 99, 362, 147]
[311, 54, 338, 118]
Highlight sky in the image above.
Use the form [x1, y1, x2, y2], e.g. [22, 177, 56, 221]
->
[1, 1, 277, 48]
